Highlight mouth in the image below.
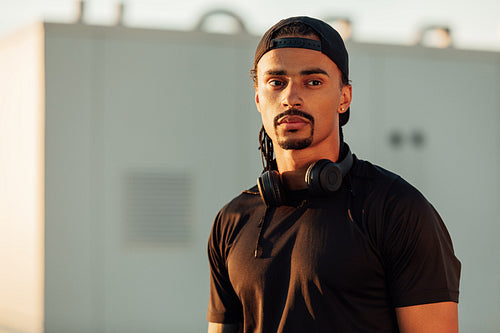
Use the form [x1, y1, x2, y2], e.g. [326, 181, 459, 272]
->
[275, 115, 311, 132]
[277, 115, 309, 125]
[274, 109, 314, 130]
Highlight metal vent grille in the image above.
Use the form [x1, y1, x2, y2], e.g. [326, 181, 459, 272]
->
[123, 171, 193, 245]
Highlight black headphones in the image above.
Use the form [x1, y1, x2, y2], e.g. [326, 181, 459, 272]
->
[257, 144, 353, 206]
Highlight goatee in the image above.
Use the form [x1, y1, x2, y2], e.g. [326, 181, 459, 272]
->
[274, 108, 314, 150]
[278, 137, 313, 150]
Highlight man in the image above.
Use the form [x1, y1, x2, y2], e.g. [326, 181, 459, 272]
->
[207, 16, 460, 332]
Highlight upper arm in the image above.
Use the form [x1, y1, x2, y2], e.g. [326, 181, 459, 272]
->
[208, 322, 242, 333]
[207, 209, 243, 324]
[380, 181, 461, 306]
[395, 301, 458, 333]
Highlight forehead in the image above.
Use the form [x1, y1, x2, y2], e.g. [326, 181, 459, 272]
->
[256, 47, 340, 76]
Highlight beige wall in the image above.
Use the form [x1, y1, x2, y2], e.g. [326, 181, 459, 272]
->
[0, 23, 45, 333]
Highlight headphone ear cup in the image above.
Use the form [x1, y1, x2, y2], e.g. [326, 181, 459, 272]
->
[305, 159, 343, 195]
[257, 170, 285, 206]
[305, 145, 354, 195]
[319, 163, 343, 193]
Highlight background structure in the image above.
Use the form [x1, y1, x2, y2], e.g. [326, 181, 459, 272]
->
[0, 0, 500, 51]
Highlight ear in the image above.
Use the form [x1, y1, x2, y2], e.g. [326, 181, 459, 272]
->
[338, 84, 352, 114]
[255, 91, 262, 114]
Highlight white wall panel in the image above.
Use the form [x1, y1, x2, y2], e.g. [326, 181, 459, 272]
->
[44, 26, 100, 333]
[100, 30, 258, 332]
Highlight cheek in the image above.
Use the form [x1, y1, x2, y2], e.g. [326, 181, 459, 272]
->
[258, 112, 278, 141]
[257, 92, 277, 108]
[261, 113, 275, 135]
[256, 93, 277, 123]
[315, 99, 340, 128]
[320, 96, 341, 115]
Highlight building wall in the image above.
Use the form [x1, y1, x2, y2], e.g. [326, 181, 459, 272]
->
[0, 23, 45, 333]
[43, 24, 261, 333]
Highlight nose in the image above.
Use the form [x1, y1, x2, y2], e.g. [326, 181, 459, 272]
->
[281, 82, 303, 108]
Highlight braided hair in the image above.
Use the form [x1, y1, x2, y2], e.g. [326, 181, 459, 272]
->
[259, 126, 274, 172]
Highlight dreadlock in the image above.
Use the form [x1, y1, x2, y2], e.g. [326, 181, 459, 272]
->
[258, 126, 274, 172]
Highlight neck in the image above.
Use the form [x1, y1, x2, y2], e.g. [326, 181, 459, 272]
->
[275, 141, 341, 191]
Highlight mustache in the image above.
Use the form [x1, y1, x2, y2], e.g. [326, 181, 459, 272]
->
[273, 108, 315, 127]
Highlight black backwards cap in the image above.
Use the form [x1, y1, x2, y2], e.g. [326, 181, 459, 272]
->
[254, 16, 350, 126]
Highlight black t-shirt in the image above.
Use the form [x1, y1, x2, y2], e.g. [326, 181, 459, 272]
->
[207, 156, 461, 332]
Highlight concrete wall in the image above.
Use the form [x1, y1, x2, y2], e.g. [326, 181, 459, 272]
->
[42, 24, 260, 333]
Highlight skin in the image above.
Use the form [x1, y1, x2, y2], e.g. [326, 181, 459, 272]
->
[395, 302, 459, 333]
[208, 36, 458, 333]
[207, 323, 241, 333]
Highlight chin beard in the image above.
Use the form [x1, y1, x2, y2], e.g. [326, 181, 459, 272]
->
[277, 136, 313, 150]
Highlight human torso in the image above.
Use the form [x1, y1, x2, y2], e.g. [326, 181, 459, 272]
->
[222, 169, 399, 332]
[230, 203, 399, 332]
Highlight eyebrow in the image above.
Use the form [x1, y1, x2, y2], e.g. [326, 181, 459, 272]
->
[301, 68, 329, 76]
[264, 70, 287, 76]
[263, 68, 329, 77]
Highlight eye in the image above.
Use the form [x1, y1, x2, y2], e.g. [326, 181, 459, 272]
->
[269, 79, 285, 87]
[307, 79, 322, 86]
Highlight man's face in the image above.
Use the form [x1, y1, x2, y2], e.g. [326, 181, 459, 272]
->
[254, 42, 351, 153]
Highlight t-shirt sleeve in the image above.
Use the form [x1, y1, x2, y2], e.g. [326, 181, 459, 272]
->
[380, 178, 461, 307]
[207, 209, 243, 323]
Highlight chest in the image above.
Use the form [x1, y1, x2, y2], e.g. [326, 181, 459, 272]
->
[227, 202, 387, 298]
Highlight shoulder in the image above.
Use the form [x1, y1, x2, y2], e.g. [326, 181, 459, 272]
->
[218, 185, 262, 219]
[350, 156, 429, 209]
[208, 185, 264, 263]
[210, 185, 264, 243]
[349, 155, 441, 242]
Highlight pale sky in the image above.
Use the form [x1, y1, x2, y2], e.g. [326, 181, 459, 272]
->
[1, 0, 499, 51]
